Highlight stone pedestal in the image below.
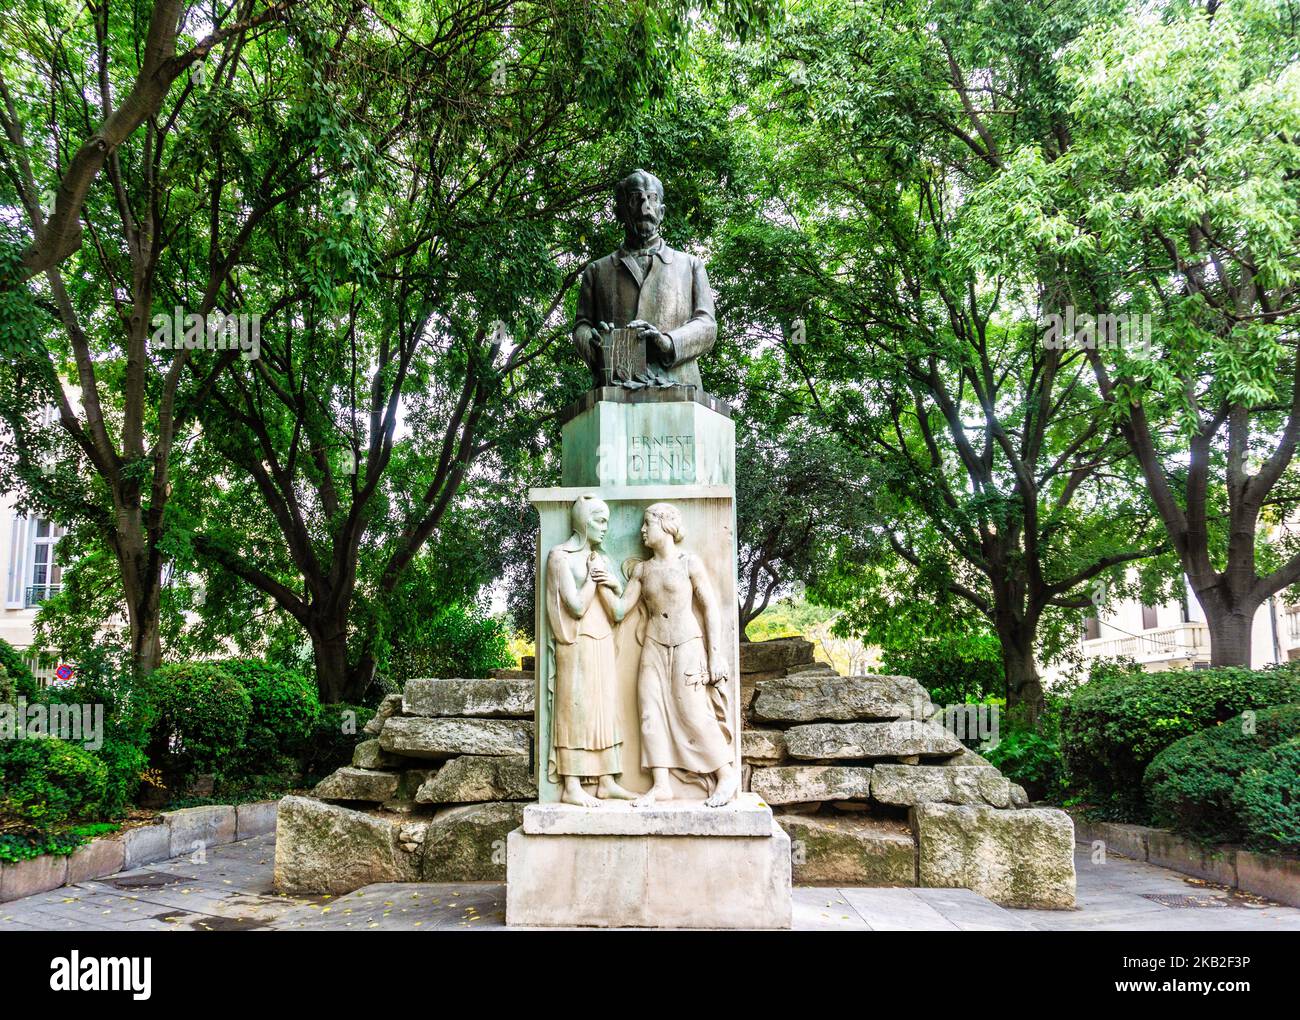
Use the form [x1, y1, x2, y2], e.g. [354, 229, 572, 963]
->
[530, 393, 742, 802]
[506, 794, 791, 928]
[506, 389, 792, 927]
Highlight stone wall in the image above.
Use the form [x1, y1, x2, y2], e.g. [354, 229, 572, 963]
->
[278, 641, 1076, 908]
[737, 645, 1074, 908]
[275, 673, 535, 895]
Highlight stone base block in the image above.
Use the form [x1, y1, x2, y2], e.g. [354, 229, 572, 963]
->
[914, 803, 1076, 909]
[506, 795, 791, 928]
[777, 812, 915, 886]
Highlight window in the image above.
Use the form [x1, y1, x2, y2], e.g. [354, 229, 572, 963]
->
[5, 515, 64, 609]
[1084, 616, 1100, 641]
[1141, 604, 1158, 630]
[23, 652, 56, 689]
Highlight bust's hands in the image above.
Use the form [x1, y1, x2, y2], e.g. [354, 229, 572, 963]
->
[627, 319, 673, 355]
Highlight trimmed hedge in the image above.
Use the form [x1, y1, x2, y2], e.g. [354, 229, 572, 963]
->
[1237, 739, 1300, 852]
[1144, 705, 1300, 849]
[216, 659, 318, 777]
[1061, 663, 1300, 820]
[0, 738, 109, 829]
[138, 662, 252, 779]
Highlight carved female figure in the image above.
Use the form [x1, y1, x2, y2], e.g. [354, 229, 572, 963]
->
[545, 495, 639, 807]
[598, 502, 738, 807]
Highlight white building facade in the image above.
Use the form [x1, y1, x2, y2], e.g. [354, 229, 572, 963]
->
[1073, 576, 1299, 673]
[1, 488, 65, 686]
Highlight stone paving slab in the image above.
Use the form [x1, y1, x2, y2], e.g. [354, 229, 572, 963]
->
[3, 835, 1300, 931]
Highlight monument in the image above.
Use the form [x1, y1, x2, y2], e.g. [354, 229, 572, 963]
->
[506, 169, 792, 927]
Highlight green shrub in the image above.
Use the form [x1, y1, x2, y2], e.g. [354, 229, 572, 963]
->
[0, 738, 109, 829]
[985, 729, 1066, 802]
[1236, 738, 1300, 853]
[137, 662, 252, 780]
[881, 634, 1004, 709]
[216, 659, 319, 775]
[293, 702, 374, 784]
[1144, 705, 1300, 843]
[0, 638, 39, 700]
[385, 602, 512, 684]
[41, 645, 151, 814]
[1061, 662, 1300, 820]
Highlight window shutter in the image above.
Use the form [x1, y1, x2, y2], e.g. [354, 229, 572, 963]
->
[6, 514, 28, 608]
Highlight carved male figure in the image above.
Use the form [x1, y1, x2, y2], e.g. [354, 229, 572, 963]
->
[597, 502, 738, 807]
[573, 169, 717, 389]
[545, 495, 639, 807]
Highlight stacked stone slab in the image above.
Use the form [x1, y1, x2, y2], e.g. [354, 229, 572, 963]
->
[274, 676, 536, 896]
[742, 665, 1076, 908]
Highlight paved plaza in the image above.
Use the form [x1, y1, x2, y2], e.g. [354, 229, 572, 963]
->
[1, 833, 1297, 931]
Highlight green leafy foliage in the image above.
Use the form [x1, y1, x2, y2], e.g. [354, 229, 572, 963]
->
[136, 663, 252, 782]
[985, 729, 1066, 803]
[880, 631, 1005, 708]
[0, 738, 108, 829]
[0, 638, 39, 700]
[1063, 663, 1300, 820]
[42, 644, 150, 816]
[1236, 738, 1300, 853]
[292, 703, 375, 785]
[215, 659, 319, 778]
[1145, 706, 1300, 850]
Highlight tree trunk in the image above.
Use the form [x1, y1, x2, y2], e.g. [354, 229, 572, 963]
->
[1206, 605, 1257, 668]
[131, 609, 162, 676]
[309, 620, 375, 704]
[997, 619, 1044, 725]
[310, 626, 352, 704]
[116, 540, 163, 675]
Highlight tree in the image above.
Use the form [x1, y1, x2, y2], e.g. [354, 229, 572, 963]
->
[700, 0, 1167, 718]
[972, 0, 1300, 665]
[0, 1, 320, 673]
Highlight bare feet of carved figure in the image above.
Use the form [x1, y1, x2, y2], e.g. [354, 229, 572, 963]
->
[562, 776, 602, 808]
[704, 763, 739, 807]
[595, 776, 639, 800]
[634, 773, 674, 807]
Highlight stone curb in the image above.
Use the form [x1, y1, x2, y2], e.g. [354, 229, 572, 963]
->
[1068, 811, 1300, 907]
[0, 800, 279, 904]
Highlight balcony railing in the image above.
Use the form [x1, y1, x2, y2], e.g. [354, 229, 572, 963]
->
[24, 584, 60, 608]
[1283, 604, 1300, 645]
[1080, 621, 1211, 663]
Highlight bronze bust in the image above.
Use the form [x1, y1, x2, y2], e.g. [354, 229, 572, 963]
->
[573, 169, 717, 389]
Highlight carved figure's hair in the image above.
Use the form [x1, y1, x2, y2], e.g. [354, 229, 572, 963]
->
[644, 502, 684, 543]
[571, 494, 609, 535]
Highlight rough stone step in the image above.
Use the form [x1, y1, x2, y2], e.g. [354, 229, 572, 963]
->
[783, 720, 962, 760]
[778, 813, 916, 886]
[753, 674, 931, 724]
[314, 767, 401, 803]
[914, 803, 1076, 908]
[741, 728, 787, 765]
[416, 754, 536, 804]
[871, 764, 1011, 808]
[403, 677, 534, 718]
[379, 716, 533, 759]
[751, 766, 873, 805]
[739, 636, 815, 675]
